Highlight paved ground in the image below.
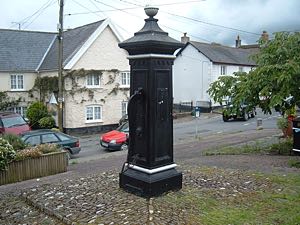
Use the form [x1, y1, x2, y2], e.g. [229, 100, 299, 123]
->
[0, 127, 299, 224]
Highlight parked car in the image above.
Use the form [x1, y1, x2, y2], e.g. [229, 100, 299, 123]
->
[222, 103, 256, 122]
[100, 122, 129, 151]
[20, 129, 81, 157]
[0, 111, 31, 135]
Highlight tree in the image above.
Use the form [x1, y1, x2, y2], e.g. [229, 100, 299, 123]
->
[208, 32, 300, 115]
[0, 92, 20, 111]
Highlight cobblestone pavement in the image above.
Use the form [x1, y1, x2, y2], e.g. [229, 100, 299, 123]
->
[1, 127, 299, 224]
[0, 165, 289, 225]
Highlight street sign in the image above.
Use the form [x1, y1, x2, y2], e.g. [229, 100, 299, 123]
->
[57, 97, 64, 103]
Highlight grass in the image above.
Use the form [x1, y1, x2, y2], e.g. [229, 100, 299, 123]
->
[203, 138, 293, 156]
[158, 169, 300, 225]
[288, 159, 300, 168]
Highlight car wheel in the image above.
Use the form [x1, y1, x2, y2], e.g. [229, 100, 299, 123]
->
[121, 144, 128, 151]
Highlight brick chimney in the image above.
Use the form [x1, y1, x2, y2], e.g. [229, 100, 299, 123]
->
[181, 33, 190, 44]
[261, 31, 269, 41]
[235, 35, 241, 48]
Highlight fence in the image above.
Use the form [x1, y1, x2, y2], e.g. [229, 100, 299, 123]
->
[173, 101, 194, 113]
[0, 151, 67, 185]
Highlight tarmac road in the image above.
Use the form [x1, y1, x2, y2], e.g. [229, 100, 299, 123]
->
[72, 108, 281, 163]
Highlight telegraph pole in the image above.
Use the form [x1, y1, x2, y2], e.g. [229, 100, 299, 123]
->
[57, 0, 64, 132]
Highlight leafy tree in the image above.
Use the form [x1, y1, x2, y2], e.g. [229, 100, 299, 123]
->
[208, 32, 300, 115]
[26, 102, 49, 129]
[0, 92, 20, 111]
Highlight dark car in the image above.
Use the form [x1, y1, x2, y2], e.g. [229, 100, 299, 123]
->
[20, 129, 81, 157]
[222, 103, 256, 122]
[100, 122, 129, 151]
[0, 111, 31, 135]
[119, 114, 128, 126]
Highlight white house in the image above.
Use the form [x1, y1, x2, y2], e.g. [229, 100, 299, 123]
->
[0, 19, 130, 134]
[173, 36, 258, 109]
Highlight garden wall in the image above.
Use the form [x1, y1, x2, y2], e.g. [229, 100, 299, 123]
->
[0, 152, 67, 185]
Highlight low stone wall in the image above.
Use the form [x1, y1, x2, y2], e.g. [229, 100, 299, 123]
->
[64, 124, 118, 135]
[0, 151, 67, 185]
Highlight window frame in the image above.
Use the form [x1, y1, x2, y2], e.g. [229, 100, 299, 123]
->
[120, 71, 130, 87]
[238, 66, 244, 72]
[85, 105, 102, 123]
[121, 101, 128, 116]
[9, 106, 27, 118]
[10, 74, 24, 90]
[86, 74, 101, 88]
[220, 65, 227, 75]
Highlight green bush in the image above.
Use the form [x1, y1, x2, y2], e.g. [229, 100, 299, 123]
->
[1, 133, 27, 151]
[277, 117, 288, 129]
[26, 102, 49, 129]
[0, 138, 16, 171]
[39, 116, 56, 129]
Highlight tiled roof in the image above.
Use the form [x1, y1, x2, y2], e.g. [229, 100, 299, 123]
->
[39, 20, 104, 71]
[0, 29, 55, 71]
[0, 20, 104, 72]
[187, 41, 258, 66]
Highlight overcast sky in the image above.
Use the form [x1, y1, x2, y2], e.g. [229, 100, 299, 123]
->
[1, 0, 300, 46]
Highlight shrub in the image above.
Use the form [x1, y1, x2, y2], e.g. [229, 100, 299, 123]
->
[26, 102, 49, 129]
[14, 147, 42, 161]
[39, 116, 56, 129]
[277, 117, 288, 129]
[14, 144, 60, 161]
[1, 133, 27, 151]
[34, 143, 61, 154]
[0, 138, 16, 171]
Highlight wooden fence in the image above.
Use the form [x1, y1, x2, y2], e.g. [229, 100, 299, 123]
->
[0, 151, 67, 185]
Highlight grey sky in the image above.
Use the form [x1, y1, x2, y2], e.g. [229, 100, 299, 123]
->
[1, 0, 299, 46]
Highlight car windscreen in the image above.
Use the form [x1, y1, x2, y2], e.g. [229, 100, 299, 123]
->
[117, 122, 129, 132]
[2, 116, 27, 128]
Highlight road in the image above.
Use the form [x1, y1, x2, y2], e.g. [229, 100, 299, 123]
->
[71, 108, 282, 163]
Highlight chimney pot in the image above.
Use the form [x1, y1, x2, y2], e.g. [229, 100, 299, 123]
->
[235, 35, 241, 48]
[181, 32, 190, 44]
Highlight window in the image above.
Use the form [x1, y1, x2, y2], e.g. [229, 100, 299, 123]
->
[86, 105, 102, 122]
[42, 133, 60, 143]
[122, 101, 128, 116]
[25, 136, 41, 146]
[9, 106, 27, 118]
[86, 74, 100, 87]
[220, 66, 227, 75]
[238, 66, 244, 72]
[56, 133, 71, 141]
[121, 72, 130, 87]
[11, 74, 24, 90]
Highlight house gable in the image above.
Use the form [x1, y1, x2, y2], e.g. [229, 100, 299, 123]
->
[65, 19, 125, 70]
[71, 25, 129, 71]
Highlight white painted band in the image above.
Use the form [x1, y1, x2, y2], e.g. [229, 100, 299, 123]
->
[293, 148, 300, 152]
[125, 163, 177, 174]
[127, 54, 176, 59]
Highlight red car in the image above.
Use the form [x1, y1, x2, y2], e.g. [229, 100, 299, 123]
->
[0, 112, 31, 135]
[100, 122, 129, 151]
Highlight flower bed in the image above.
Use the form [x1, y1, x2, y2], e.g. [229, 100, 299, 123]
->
[0, 151, 67, 185]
